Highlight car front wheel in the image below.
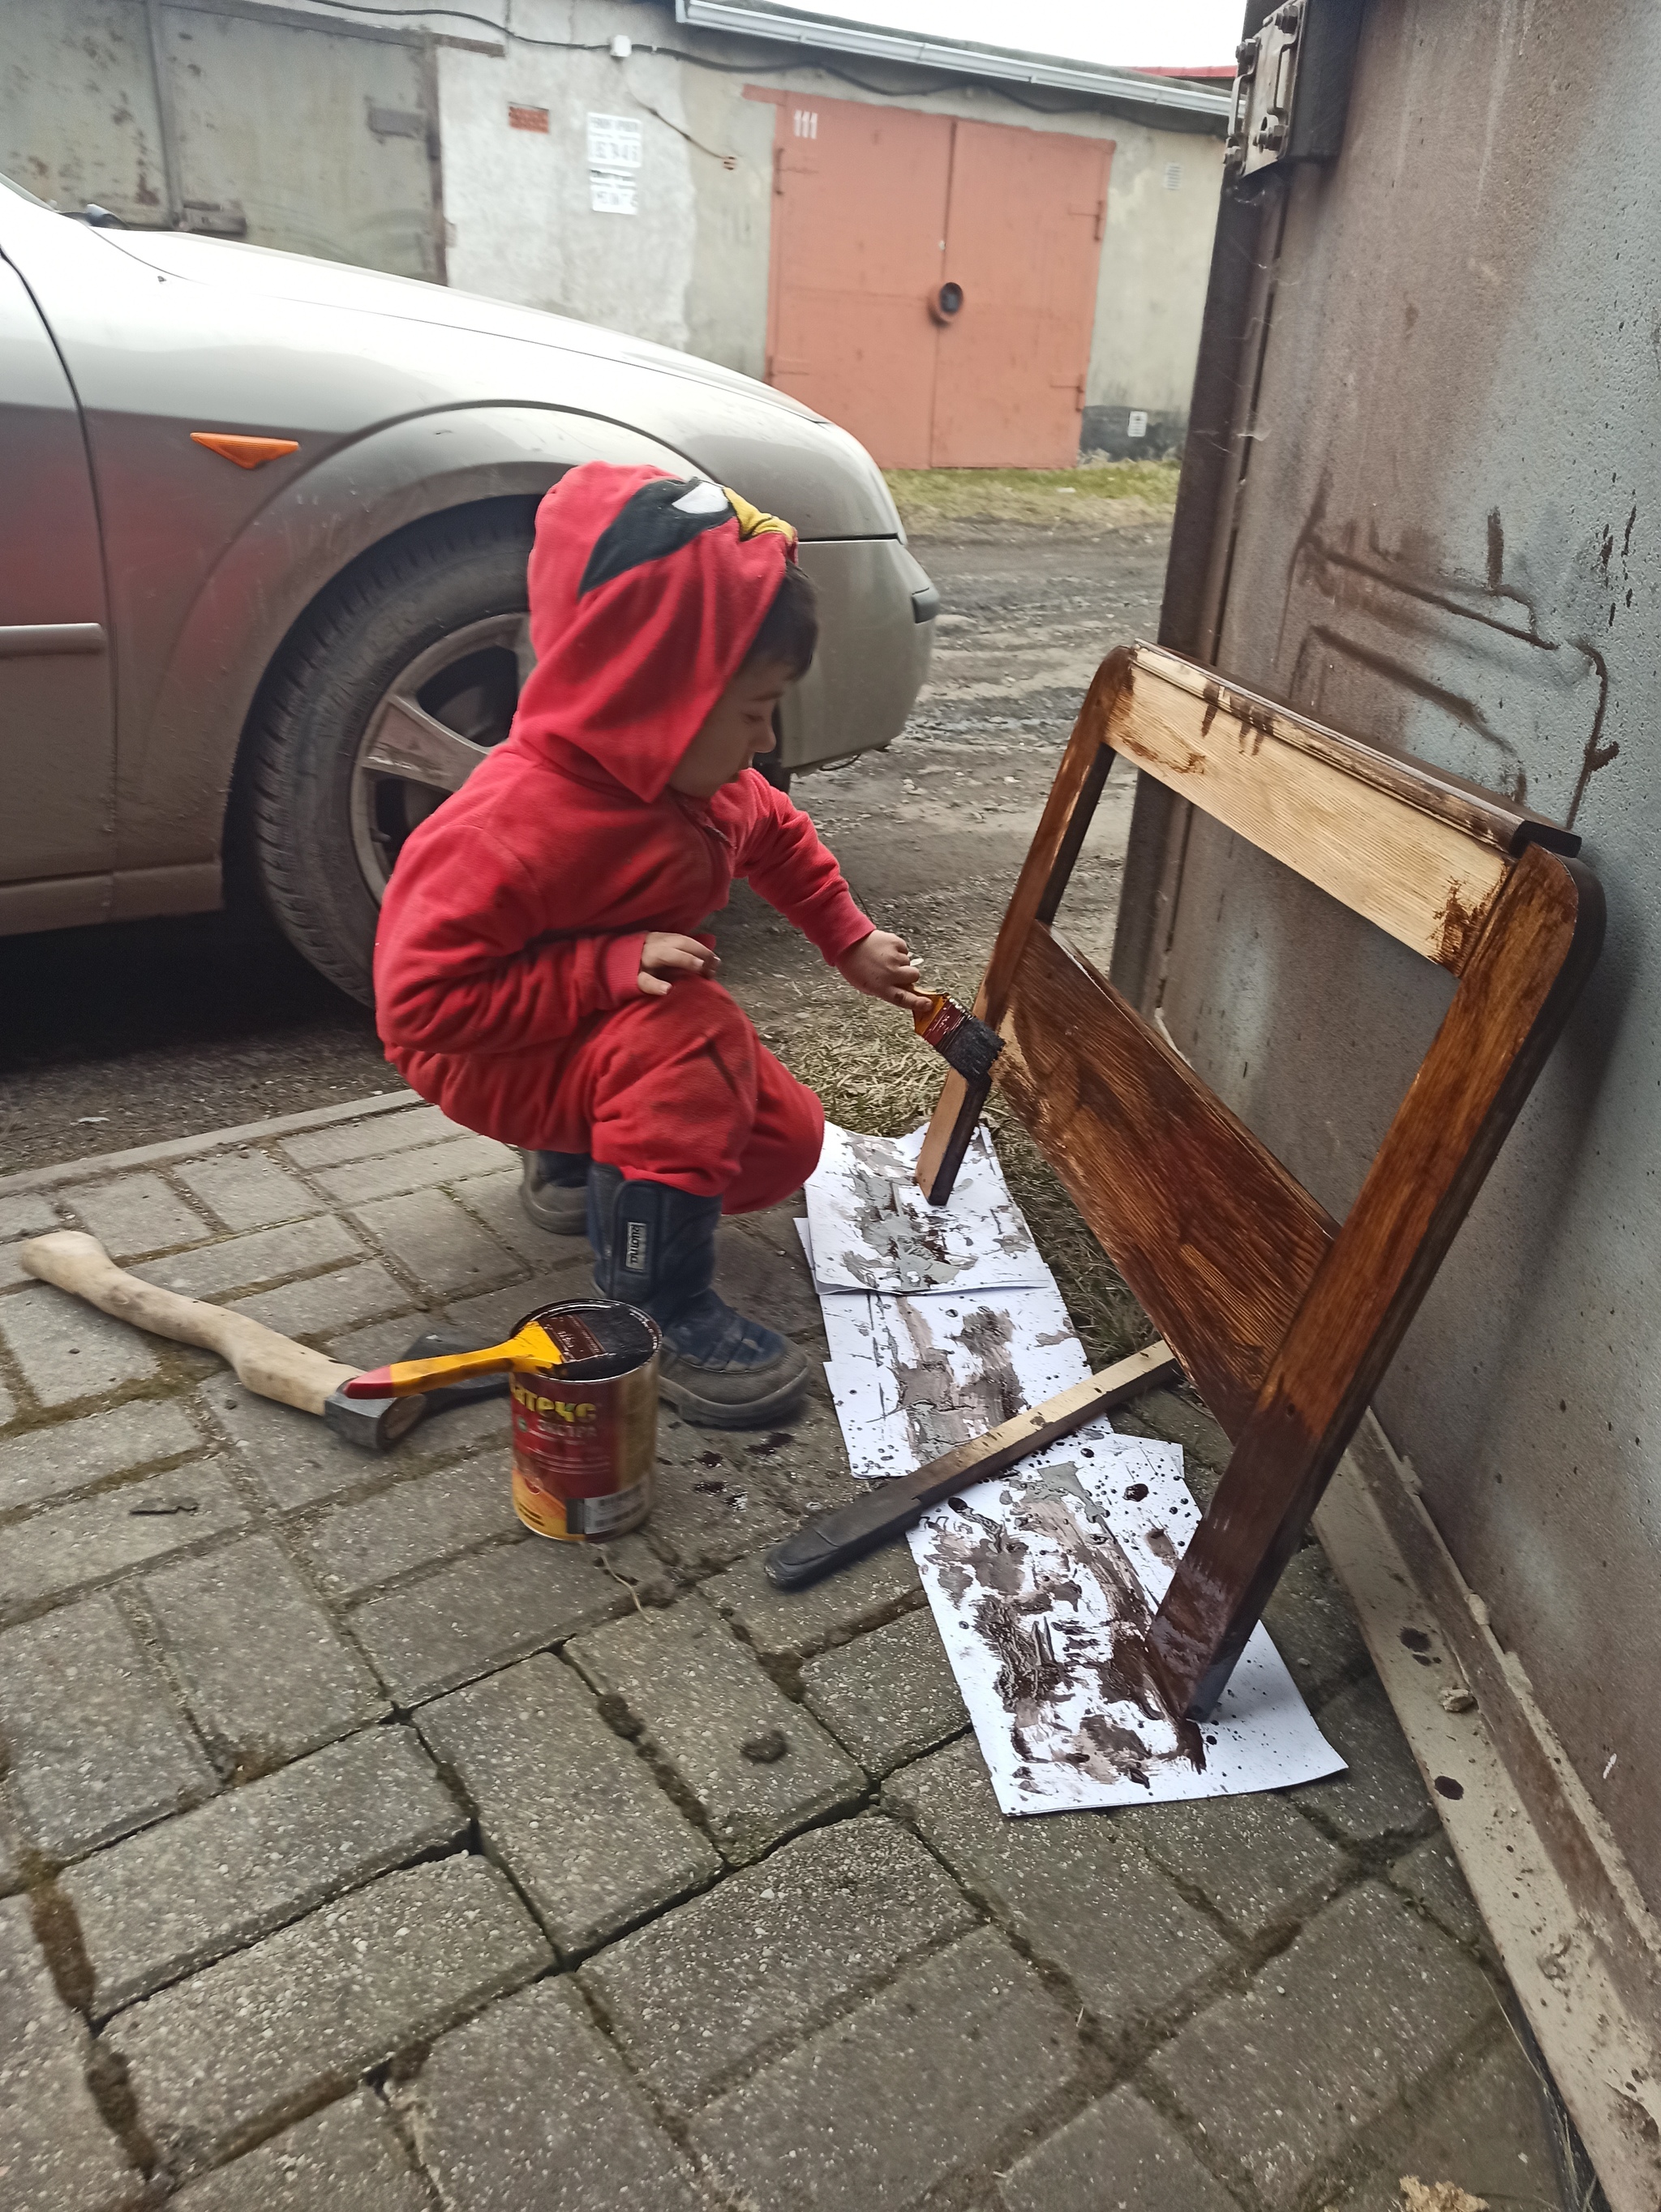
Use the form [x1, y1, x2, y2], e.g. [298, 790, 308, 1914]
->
[247, 501, 536, 1003]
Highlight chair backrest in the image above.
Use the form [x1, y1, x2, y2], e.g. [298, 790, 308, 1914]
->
[917, 641, 1602, 1717]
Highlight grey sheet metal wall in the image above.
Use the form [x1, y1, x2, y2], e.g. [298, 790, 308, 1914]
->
[1114, 0, 1661, 1927]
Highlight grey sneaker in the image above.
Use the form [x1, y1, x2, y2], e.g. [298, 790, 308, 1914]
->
[519, 1151, 591, 1237]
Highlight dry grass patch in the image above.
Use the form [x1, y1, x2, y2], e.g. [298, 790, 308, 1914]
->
[885, 458, 1180, 538]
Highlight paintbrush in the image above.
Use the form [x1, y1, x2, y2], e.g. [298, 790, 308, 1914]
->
[912, 992, 1004, 1082]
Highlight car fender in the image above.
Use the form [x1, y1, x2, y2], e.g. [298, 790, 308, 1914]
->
[116, 402, 698, 897]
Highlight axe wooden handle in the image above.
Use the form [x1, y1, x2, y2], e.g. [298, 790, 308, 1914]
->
[19, 1231, 355, 1417]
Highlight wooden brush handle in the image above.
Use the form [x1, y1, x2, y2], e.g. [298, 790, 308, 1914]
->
[19, 1231, 355, 1417]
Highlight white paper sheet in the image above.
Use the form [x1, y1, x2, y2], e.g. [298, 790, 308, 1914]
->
[801, 1216, 1089, 1481]
[908, 1425, 1345, 1814]
[805, 1122, 1047, 1293]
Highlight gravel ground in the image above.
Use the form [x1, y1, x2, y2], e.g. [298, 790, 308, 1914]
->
[0, 522, 1171, 1176]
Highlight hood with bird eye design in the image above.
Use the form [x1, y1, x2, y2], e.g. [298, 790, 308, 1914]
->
[512, 461, 798, 804]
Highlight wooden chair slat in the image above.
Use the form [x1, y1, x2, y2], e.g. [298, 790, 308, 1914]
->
[1106, 651, 1513, 974]
[996, 922, 1336, 1438]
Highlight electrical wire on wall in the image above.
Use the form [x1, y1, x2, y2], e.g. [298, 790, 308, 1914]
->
[280, 0, 1157, 118]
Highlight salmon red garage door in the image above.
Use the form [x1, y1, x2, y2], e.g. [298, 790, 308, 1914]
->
[758, 91, 1109, 469]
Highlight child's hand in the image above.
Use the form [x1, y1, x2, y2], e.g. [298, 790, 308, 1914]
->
[638, 932, 719, 997]
[837, 929, 929, 1012]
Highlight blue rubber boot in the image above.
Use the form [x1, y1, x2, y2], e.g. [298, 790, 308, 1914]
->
[518, 1150, 591, 1237]
[587, 1165, 809, 1428]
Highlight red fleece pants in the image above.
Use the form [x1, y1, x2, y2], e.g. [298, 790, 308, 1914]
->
[527, 978, 824, 1213]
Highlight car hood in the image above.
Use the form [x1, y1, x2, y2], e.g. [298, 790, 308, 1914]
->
[101, 229, 818, 421]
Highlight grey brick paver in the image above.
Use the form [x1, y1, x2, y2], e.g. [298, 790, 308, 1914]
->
[315, 1138, 513, 1208]
[884, 1738, 1234, 2039]
[348, 1537, 634, 1705]
[280, 1107, 465, 1171]
[439, 1262, 598, 1344]
[351, 1188, 523, 1301]
[801, 1609, 968, 1776]
[1326, 2035, 1559, 2210]
[1389, 1833, 1492, 1958]
[1113, 1790, 1351, 1941]
[172, 2090, 433, 2211]
[581, 1815, 978, 2108]
[0, 1398, 202, 1514]
[230, 1262, 415, 1342]
[1146, 1882, 1496, 2207]
[0, 1461, 247, 1622]
[692, 1925, 1080, 2212]
[450, 1167, 586, 1267]
[62, 1172, 212, 1258]
[66, 1726, 465, 2016]
[0, 1284, 162, 1407]
[104, 1856, 552, 2175]
[1263, 1544, 1371, 1708]
[0, 1782, 23, 1893]
[705, 1540, 923, 1665]
[0, 1895, 140, 2212]
[998, 2086, 1241, 2212]
[135, 1216, 361, 1299]
[418, 1653, 719, 1957]
[568, 1597, 865, 1864]
[1298, 1676, 1436, 1844]
[641, 1421, 804, 1573]
[142, 1533, 388, 1771]
[197, 1381, 503, 1515]
[407, 1978, 705, 2212]
[174, 1151, 324, 1233]
[0, 1191, 61, 1241]
[299, 1458, 520, 1599]
[0, 1593, 216, 1861]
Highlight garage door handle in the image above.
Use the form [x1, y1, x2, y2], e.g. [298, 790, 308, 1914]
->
[929, 281, 964, 325]
[910, 584, 941, 624]
[0, 623, 106, 658]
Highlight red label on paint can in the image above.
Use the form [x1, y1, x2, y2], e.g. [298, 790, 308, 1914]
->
[508, 1300, 660, 1542]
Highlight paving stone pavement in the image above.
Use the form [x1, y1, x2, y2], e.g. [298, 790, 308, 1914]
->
[0, 1096, 1565, 2209]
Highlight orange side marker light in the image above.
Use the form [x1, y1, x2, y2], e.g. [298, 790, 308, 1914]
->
[190, 431, 300, 469]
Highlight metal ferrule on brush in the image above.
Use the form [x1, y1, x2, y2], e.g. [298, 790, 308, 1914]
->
[913, 992, 1004, 1082]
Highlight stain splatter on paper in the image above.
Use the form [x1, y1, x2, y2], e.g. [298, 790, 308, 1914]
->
[910, 1428, 1344, 1815]
[806, 1123, 1045, 1294]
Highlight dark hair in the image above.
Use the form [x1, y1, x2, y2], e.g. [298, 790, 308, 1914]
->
[744, 563, 819, 678]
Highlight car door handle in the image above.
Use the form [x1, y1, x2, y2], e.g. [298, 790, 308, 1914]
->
[0, 624, 106, 658]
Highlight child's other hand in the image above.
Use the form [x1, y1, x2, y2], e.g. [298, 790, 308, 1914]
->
[638, 932, 719, 997]
[837, 929, 929, 1012]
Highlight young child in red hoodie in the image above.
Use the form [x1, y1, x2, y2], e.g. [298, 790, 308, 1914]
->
[374, 462, 927, 1428]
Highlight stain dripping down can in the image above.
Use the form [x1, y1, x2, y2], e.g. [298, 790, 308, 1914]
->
[508, 1299, 660, 1541]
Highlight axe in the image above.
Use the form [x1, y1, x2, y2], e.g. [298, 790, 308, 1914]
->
[19, 1231, 503, 1451]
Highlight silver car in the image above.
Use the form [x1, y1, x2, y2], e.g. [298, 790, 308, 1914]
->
[0, 172, 935, 999]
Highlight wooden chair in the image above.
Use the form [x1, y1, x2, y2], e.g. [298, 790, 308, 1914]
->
[917, 641, 1603, 1721]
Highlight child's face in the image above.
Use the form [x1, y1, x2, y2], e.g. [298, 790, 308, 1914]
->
[667, 658, 793, 798]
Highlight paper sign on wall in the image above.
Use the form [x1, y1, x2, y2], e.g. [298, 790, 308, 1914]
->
[587, 112, 642, 214]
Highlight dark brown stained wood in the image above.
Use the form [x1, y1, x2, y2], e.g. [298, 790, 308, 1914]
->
[1129, 643, 1582, 860]
[916, 652, 1127, 1203]
[765, 1340, 1182, 1588]
[994, 922, 1337, 1438]
[1147, 845, 1605, 1718]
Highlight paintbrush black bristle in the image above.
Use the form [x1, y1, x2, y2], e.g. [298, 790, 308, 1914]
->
[913, 994, 1004, 1082]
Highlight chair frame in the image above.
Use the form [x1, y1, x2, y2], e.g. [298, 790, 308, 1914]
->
[917, 641, 1603, 1721]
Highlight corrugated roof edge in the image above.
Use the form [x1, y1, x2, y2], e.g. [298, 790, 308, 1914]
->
[674, 0, 1235, 118]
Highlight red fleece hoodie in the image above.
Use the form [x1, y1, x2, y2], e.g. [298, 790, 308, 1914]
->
[373, 463, 873, 1144]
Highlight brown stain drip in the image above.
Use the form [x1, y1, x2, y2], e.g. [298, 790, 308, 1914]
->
[838, 1130, 1030, 1289]
[1431, 879, 1493, 970]
[891, 1303, 1021, 1467]
[925, 1466, 1205, 1787]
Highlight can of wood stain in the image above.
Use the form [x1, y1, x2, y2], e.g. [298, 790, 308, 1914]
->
[507, 1299, 661, 1541]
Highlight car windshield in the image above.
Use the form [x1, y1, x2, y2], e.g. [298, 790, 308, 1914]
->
[0, 170, 54, 210]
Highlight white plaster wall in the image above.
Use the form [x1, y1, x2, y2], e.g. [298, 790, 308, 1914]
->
[1086, 122, 1225, 414]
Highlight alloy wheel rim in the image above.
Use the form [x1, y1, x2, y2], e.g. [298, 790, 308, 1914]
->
[349, 611, 534, 902]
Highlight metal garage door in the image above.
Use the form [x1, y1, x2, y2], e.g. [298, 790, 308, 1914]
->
[762, 91, 1109, 469]
[0, 0, 443, 280]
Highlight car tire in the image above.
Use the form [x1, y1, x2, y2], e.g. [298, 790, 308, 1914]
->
[246, 501, 536, 1004]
